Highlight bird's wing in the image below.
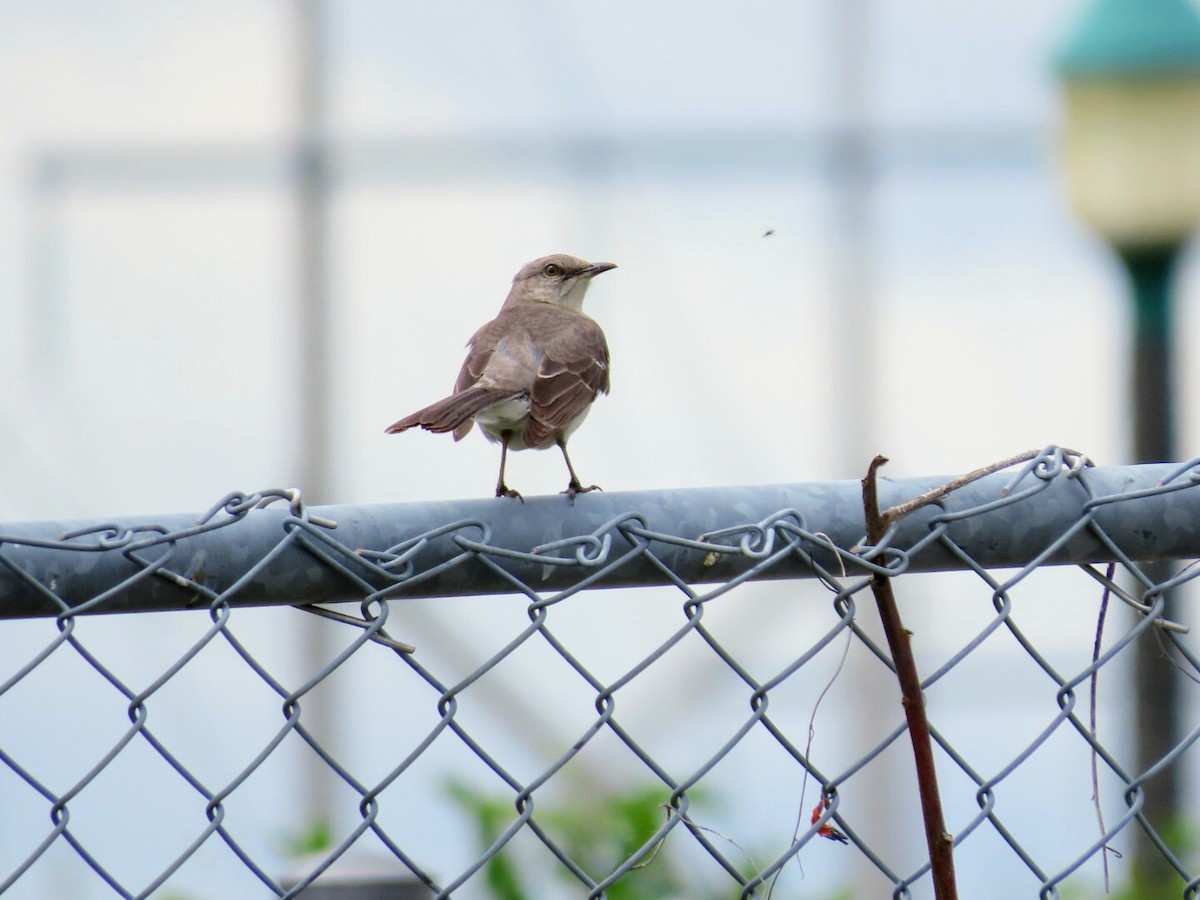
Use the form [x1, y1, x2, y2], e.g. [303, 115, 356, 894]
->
[454, 323, 494, 395]
[450, 316, 544, 441]
[449, 320, 502, 440]
[523, 315, 609, 448]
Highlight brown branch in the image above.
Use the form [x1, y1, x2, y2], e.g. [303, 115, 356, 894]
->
[879, 448, 1041, 529]
[879, 446, 1089, 530]
[863, 456, 958, 900]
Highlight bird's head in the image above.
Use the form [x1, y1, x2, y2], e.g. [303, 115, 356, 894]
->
[508, 254, 617, 311]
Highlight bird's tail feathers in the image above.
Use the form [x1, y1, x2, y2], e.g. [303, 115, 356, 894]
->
[385, 385, 516, 438]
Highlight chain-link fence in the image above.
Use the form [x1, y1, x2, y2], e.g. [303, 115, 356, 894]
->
[4, 446, 1200, 898]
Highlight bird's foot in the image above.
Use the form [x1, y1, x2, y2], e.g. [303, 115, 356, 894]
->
[496, 483, 524, 502]
[563, 481, 602, 501]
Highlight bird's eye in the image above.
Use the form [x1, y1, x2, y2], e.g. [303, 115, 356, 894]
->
[542, 263, 561, 277]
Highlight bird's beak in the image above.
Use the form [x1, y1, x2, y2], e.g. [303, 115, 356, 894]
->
[577, 262, 617, 279]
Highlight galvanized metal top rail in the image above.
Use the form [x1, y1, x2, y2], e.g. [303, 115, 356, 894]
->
[2, 455, 1198, 618]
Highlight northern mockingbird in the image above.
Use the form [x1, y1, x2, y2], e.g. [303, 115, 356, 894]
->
[386, 253, 616, 500]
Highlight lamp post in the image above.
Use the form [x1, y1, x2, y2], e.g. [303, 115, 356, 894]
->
[1056, 0, 1200, 885]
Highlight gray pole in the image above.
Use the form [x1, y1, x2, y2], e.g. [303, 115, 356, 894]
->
[295, 0, 336, 834]
[830, 0, 874, 470]
[827, 0, 904, 887]
[296, 4, 331, 499]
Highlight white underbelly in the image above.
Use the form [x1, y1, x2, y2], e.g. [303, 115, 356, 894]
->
[475, 397, 532, 445]
[474, 397, 591, 451]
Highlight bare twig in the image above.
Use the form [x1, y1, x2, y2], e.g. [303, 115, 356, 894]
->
[863, 456, 958, 900]
[879, 446, 1089, 530]
[879, 448, 1042, 528]
[1078, 565, 1188, 633]
[793, 534, 852, 856]
[639, 807, 763, 880]
[760, 534, 855, 898]
[297, 603, 416, 653]
[1090, 562, 1116, 892]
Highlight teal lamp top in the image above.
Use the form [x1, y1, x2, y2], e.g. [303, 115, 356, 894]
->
[1057, 0, 1200, 77]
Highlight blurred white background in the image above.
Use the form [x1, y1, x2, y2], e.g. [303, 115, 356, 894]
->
[1, 1, 1198, 898]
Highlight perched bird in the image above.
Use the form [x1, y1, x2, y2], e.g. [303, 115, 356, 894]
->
[386, 253, 616, 500]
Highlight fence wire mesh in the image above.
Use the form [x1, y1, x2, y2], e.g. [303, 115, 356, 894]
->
[4, 446, 1200, 898]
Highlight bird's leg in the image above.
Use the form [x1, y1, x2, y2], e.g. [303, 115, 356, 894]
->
[495, 431, 523, 501]
[558, 437, 601, 499]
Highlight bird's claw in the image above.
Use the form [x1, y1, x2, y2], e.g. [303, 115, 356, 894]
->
[496, 485, 524, 503]
[564, 481, 602, 501]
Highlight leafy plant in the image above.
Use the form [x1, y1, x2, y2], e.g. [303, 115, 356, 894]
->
[445, 780, 715, 899]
